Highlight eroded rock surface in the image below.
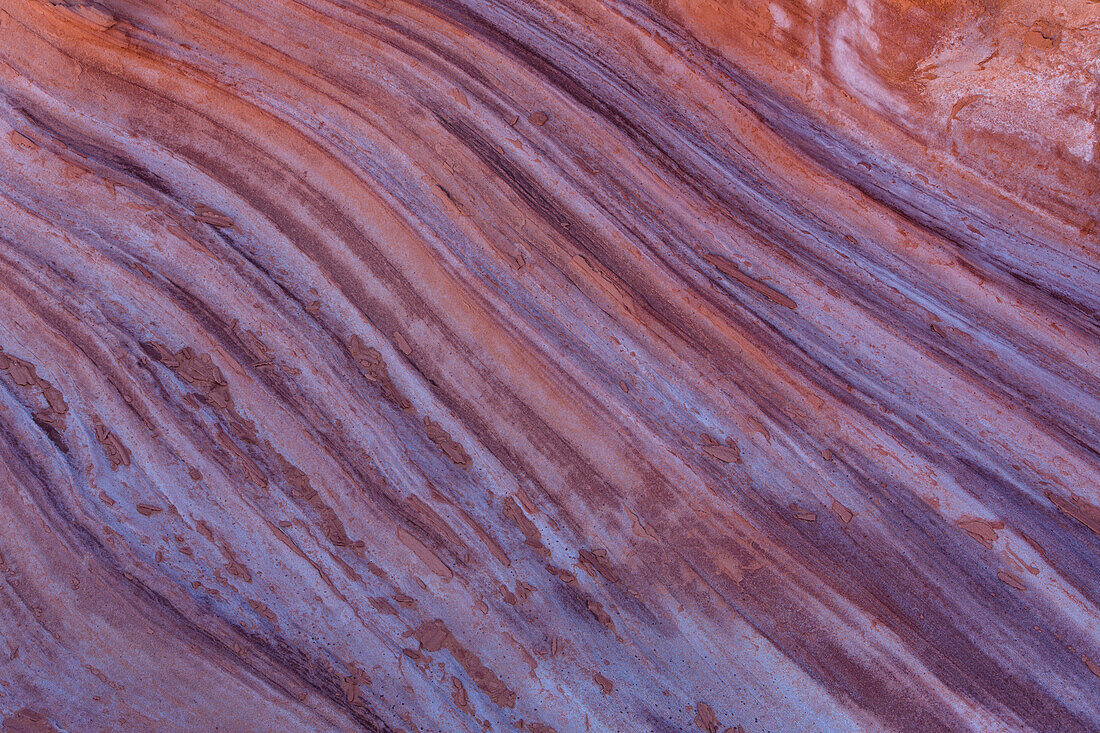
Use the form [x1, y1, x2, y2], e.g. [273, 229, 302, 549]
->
[0, 0, 1097, 730]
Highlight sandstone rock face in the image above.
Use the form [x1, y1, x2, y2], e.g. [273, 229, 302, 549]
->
[0, 0, 1097, 730]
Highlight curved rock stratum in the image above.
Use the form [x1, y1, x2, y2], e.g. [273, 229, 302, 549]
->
[0, 0, 1097, 730]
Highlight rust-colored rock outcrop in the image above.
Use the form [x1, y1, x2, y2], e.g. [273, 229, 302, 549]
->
[0, 0, 1097, 730]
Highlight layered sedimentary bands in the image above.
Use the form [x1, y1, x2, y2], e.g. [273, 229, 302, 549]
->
[0, 0, 1098, 730]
